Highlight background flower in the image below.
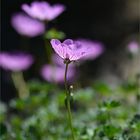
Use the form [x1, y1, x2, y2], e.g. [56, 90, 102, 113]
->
[11, 13, 45, 37]
[22, 1, 65, 21]
[0, 52, 33, 71]
[41, 64, 75, 84]
[127, 41, 140, 54]
[41, 53, 76, 83]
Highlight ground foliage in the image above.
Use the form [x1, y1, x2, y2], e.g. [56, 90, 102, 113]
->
[0, 79, 140, 140]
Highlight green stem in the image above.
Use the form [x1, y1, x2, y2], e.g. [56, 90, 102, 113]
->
[11, 72, 29, 99]
[64, 63, 75, 140]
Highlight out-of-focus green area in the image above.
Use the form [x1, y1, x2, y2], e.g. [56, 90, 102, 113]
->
[0, 79, 140, 140]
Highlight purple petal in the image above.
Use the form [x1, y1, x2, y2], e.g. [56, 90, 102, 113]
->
[63, 39, 74, 45]
[0, 52, 33, 71]
[46, 4, 65, 20]
[50, 39, 64, 59]
[11, 13, 45, 37]
[22, 4, 34, 18]
[22, 1, 66, 21]
[75, 39, 104, 60]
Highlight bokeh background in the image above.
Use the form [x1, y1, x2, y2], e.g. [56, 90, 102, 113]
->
[1, 0, 139, 102]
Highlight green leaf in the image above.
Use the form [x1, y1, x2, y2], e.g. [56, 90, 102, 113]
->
[103, 125, 120, 139]
[10, 99, 25, 110]
[100, 100, 121, 110]
[120, 82, 137, 93]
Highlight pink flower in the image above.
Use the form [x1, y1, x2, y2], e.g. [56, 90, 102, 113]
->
[127, 41, 140, 54]
[75, 39, 104, 60]
[50, 39, 87, 62]
[41, 65, 75, 84]
[0, 52, 33, 71]
[22, 1, 65, 21]
[11, 13, 45, 37]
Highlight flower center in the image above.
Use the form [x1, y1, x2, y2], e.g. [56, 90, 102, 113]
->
[64, 58, 71, 64]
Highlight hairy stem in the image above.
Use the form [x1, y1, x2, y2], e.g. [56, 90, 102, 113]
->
[64, 63, 75, 140]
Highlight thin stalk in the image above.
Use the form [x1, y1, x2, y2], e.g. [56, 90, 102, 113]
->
[11, 72, 29, 99]
[64, 63, 75, 140]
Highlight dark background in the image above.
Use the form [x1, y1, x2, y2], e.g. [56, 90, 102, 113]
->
[1, 0, 139, 101]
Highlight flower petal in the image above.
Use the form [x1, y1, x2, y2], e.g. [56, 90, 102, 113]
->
[50, 39, 64, 59]
[63, 39, 73, 45]
[11, 13, 45, 37]
[22, 1, 65, 21]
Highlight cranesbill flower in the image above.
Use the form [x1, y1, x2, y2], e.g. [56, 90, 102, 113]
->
[75, 39, 104, 60]
[41, 64, 75, 83]
[50, 39, 87, 62]
[0, 52, 33, 71]
[11, 13, 45, 37]
[22, 1, 65, 21]
[127, 41, 140, 54]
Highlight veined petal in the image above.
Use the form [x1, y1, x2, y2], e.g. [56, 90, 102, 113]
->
[63, 39, 74, 45]
[70, 50, 86, 61]
[50, 39, 64, 59]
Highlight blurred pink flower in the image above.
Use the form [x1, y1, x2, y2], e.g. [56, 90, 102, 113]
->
[0, 52, 33, 71]
[22, 1, 65, 21]
[50, 39, 87, 62]
[41, 64, 75, 83]
[11, 13, 45, 37]
[127, 41, 140, 54]
[75, 39, 104, 60]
